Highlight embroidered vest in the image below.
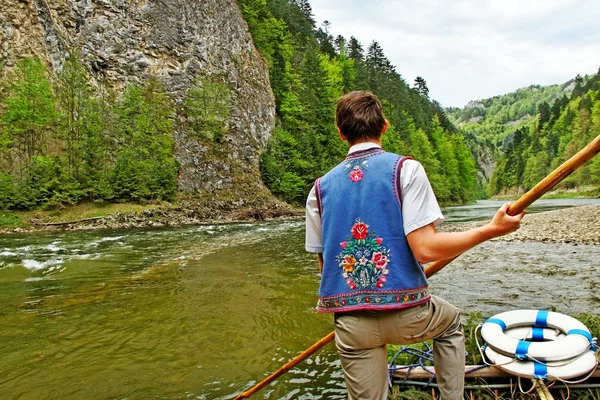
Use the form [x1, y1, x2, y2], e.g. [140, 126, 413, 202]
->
[315, 148, 430, 313]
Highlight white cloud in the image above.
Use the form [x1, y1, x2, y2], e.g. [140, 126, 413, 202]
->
[309, 0, 600, 107]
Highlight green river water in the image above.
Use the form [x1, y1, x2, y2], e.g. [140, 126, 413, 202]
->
[1, 199, 599, 399]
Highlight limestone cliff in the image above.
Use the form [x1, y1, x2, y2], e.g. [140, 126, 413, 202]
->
[0, 0, 276, 197]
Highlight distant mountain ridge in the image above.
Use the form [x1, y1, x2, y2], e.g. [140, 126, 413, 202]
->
[448, 82, 573, 128]
[447, 72, 600, 196]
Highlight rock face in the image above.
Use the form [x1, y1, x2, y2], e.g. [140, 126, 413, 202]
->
[0, 0, 276, 195]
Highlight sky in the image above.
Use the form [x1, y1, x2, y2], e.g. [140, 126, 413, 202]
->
[308, 0, 600, 108]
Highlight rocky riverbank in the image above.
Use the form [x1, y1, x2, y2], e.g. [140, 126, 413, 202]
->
[4, 203, 599, 245]
[5, 198, 303, 234]
[439, 204, 600, 245]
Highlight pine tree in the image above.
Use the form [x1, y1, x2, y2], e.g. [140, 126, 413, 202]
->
[1, 57, 59, 178]
[414, 76, 429, 98]
[111, 79, 178, 201]
[81, 85, 118, 200]
[56, 53, 92, 183]
[366, 41, 390, 73]
[348, 36, 364, 62]
[572, 74, 585, 98]
[295, 0, 314, 24]
[334, 35, 346, 55]
[315, 24, 336, 57]
[271, 0, 314, 46]
[537, 101, 550, 128]
[348, 36, 368, 89]
[297, 43, 337, 174]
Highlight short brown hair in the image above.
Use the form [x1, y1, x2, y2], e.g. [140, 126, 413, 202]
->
[336, 91, 385, 144]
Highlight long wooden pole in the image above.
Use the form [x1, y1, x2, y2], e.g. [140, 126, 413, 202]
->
[234, 332, 335, 399]
[234, 134, 600, 399]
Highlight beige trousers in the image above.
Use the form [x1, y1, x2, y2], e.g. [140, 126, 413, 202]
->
[334, 295, 464, 400]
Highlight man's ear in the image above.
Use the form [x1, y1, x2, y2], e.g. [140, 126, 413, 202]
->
[381, 119, 389, 135]
[338, 127, 347, 141]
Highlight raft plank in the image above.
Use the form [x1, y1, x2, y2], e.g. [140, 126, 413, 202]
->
[392, 366, 600, 380]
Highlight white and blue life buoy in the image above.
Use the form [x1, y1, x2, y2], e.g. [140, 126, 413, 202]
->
[481, 310, 596, 362]
[480, 310, 598, 380]
[484, 345, 597, 381]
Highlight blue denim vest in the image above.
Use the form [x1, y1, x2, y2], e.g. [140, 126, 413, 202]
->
[315, 148, 430, 312]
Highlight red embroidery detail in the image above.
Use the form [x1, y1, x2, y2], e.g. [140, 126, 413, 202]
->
[337, 218, 392, 290]
[349, 168, 363, 182]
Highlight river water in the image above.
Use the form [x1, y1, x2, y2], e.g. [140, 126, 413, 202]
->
[0, 199, 599, 399]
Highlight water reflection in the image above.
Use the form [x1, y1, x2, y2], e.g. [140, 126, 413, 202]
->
[0, 200, 599, 399]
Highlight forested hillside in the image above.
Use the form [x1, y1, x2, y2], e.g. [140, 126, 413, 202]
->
[447, 82, 573, 187]
[448, 70, 600, 197]
[489, 72, 600, 195]
[238, 0, 478, 205]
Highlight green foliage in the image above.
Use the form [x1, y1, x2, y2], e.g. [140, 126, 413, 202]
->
[463, 311, 485, 365]
[0, 172, 15, 209]
[56, 52, 91, 182]
[0, 57, 59, 177]
[448, 82, 574, 191]
[449, 71, 600, 197]
[414, 76, 429, 98]
[488, 72, 600, 195]
[239, 0, 289, 69]
[11, 155, 83, 210]
[0, 213, 22, 227]
[241, 0, 477, 205]
[184, 75, 232, 142]
[388, 387, 433, 400]
[387, 341, 433, 367]
[111, 78, 178, 202]
[0, 57, 178, 210]
[260, 128, 311, 204]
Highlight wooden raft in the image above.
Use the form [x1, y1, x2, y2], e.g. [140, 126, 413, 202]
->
[393, 366, 600, 400]
[392, 365, 600, 380]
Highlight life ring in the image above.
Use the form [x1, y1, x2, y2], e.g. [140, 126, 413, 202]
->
[481, 310, 595, 362]
[484, 346, 598, 380]
[504, 326, 564, 341]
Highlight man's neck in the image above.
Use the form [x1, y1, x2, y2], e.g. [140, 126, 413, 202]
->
[347, 140, 382, 154]
[348, 138, 382, 148]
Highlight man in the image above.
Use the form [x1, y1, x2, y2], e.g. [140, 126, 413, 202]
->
[305, 91, 524, 399]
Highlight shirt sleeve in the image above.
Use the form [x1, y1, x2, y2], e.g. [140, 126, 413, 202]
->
[305, 184, 323, 253]
[400, 160, 445, 235]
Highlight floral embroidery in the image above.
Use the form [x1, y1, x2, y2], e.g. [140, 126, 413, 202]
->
[344, 159, 368, 182]
[317, 287, 429, 311]
[349, 168, 363, 182]
[351, 221, 368, 240]
[336, 218, 391, 290]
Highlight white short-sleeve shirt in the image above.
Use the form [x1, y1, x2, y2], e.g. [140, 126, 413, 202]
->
[305, 142, 445, 253]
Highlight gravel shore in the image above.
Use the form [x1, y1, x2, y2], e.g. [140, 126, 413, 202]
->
[4, 203, 599, 245]
[439, 204, 600, 245]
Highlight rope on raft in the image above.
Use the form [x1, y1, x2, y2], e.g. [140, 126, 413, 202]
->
[388, 331, 598, 398]
[387, 344, 488, 389]
[387, 342, 436, 388]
